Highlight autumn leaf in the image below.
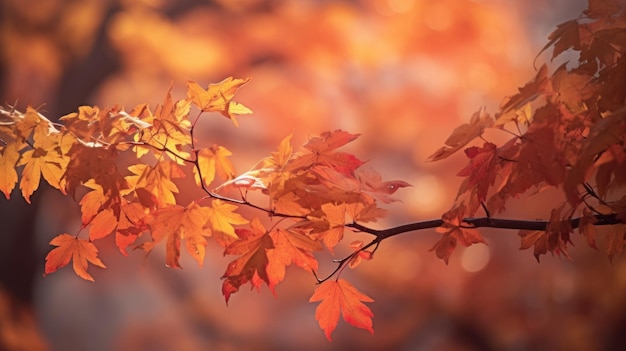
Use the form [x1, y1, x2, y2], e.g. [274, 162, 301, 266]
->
[89, 208, 118, 241]
[456, 142, 498, 203]
[44, 234, 106, 282]
[19, 124, 72, 202]
[307, 203, 347, 251]
[206, 199, 248, 245]
[430, 203, 485, 263]
[579, 207, 598, 249]
[355, 166, 411, 203]
[428, 108, 493, 161]
[606, 224, 626, 262]
[266, 228, 322, 290]
[126, 161, 184, 207]
[187, 77, 252, 126]
[269, 133, 294, 168]
[142, 202, 212, 268]
[516, 122, 566, 187]
[309, 279, 374, 341]
[115, 201, 148, 255]
[63, 141, 126, 200]
[221, 218, 274, 304]
[193, 144, 235, 187]
[348, 240, 374, 269]
[287, 130, 364, 175]
[0, 142, 20, 199]
[536, 20, 581, 61]
[500, 64, 551, 113]
[519, 206, 572, 261]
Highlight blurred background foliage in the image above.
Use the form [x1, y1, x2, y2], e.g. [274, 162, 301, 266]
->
[2, 0, 626, 350]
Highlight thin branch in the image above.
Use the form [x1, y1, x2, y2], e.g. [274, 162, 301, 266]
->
[312, 213, 623, 282]
[348, 213, 620, 241]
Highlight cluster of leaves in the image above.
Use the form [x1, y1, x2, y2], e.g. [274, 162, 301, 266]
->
[428, 0, 626, 262]
[1, 0, 626, 341]
[0, 77, 410, 339]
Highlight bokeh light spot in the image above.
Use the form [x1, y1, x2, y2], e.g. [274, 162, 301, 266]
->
[461, 244, 490, 272]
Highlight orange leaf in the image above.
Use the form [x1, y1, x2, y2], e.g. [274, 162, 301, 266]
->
[18, 124, 71, 202]
[428, 108, 493, 161]
[221, 218, 274, 304]
[193, 144, 235, 187]
[187, 77, 252, 126]
[115, 201, 147, 255]
[348, 241, 374, 269]
[579, 207, 598, 249]
[287, 130, 364, 176]
[430, 203, 485, 263]
[0, 142, 20, 199]
[307, 203, 347, 251]
[309, 279, 374, 341]
[126, 162, 183, 207]
[63, 142, 125, 200]
[89, 208, 117, 240]
[44, 234, 106, 282]
[267, 228, 322, 290]
[143, 202, 212, 268]
[355, 166, 411, 203]
[206, 199, 248, 245]
[500, 64, 551, 113]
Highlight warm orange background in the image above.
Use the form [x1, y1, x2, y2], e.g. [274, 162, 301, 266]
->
[3, 0, 626, 350]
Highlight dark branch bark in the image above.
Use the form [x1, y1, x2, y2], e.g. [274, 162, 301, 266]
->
[348, 213, 621, 241]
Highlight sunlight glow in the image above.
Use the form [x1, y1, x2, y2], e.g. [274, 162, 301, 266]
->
[461, 244, 490, 272]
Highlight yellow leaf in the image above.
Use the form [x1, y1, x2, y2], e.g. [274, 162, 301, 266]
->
[207, 199, 248, 243]
[186, 77, 252, 126]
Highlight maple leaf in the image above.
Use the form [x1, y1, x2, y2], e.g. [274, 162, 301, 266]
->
[187, 77, 252, 126]
[206, 199, 249, 246]
[134, 89, 192, 163]
[428, 108, 493, 161]
[126, 161, 184, 208]
[89, 208, 118, 241]
[115, 201, 148, 255]
[499, 64, 551, 114]
[456, 142, 498, 203]
[141, 202, 212, 268]
[536, 20, 581, 61]
[516, 121, 566, 187]
[347, 240, 374, 269]
[193, 144, 235, 187]
[266, 228, 322, 290]
[63, 141, 126, 200]
[551, 64, 596, 114]
[286, 130, 364, 175]
[269, 133, 294, 168]
[306, 203, 347, 251]
[606, 224, 626, 262]
[519, 206, 573, 261]
[430, 203, 485, 263]
[309, 279, 374, 341]
[19, 124, 72, 202]
[565, 110, 626, 205]
[221, 218, 274, 304]
[0, 142, 20, 199]
[579, 207, 598, 249]
[355, 167, 411, 204]
[44, 234, 106, 282]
